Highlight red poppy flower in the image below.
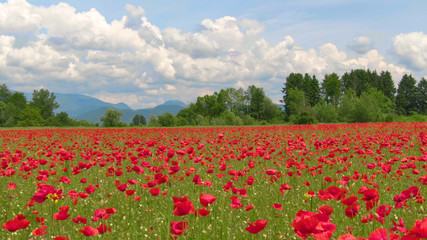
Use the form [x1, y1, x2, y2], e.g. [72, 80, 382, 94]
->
[391, 218, 408, 234]
[54, 237, 69, 240]
[338, 233, 357, 240]
[367, 228, 400, 240]
[117, 184, 127, 192]
[171, 221, 188, 235]
[53, 206, 70, 220]
[245, 220, 268, 234]
[196, 208, 211, 216]
[79, 226, 99, 236]
[247, 176, 255, 185]
[58, 176, 71, 184]
[273, 203, 283, 210]
[246, 204, 254, 211]
[149, 187, 160, 196]
[85, 185, 95, 194]
[3, 215, 31, 232]
[360, 188, 379, 210]
[97, 223, 111, 234]
[318, 205, 333, 216]
[173, 196, 195, 216]
[72, 215, 87, 224]
[341, 194, 358, 206]
[32, 225, 47, 236]
[345, 203, 360, 218]
[402, 217, 427, 240]
[125, 189, 136, 197]
[199, 193, 216, 207]
[230, 196, 243, 209]
[32, 184, 62, 203]
[291, 210, 336, 239]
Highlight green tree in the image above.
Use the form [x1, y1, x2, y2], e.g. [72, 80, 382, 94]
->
[158, 112, 176, 127]
[132, 114, 146, 126]
[17, 105, 44, 126]
[51, 112, 74, 126]
[379, 71, 396, 101]
[100, 108, 123, 127]
[148, 114, 159, 127]
[313, 101, 339, 123]
[322, 73, 341, 107]
[0, 84, 12, 102]
[30, 89, 60, 119]
[416, 78, 427, 114]
[247, 85, 266, 120]
[282, 73, 304, 116]
[302, 74, 320, 106]
[340, 88, 392, 123]
[396, 74, 418, 115]
[285, 88, 306, 116]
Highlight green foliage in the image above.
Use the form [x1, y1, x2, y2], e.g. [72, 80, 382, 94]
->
[291, 111, 318, 125]
[148, 114, 159, 127]
[177, 85, 283, 125]
[175, 116, 189, 126]
[313, 101, 339, 123]
[30, 88, 59, 119]
[416, 78, 427, 114]
[322, 73, 341, 106]
[100, 108, 124, 127]
[242, 115, 255, 125]
[17, 106, 44, 126]
[303, 74, 320, 106]
[132, 114, 146, 126]
[396, 74, 418, 115]
[50, 112, 73, 126]
[158, 112, 176, 127]
[285, 88, 306, 116]
[339, 88, 392, 123]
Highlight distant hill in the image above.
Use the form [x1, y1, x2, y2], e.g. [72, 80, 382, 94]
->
[24, 92, 186, 124]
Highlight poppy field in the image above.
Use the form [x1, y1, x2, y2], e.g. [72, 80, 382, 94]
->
[1, 123, 426, 240]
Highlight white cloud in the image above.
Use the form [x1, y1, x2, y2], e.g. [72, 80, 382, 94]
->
[347, 36, 372, 54]
[393, 32, 427, 70]
[0, 0, 41, 33]
[0, 0, 417, 108]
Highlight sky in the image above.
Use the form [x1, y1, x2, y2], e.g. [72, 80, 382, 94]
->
[0, 0, 426, 108]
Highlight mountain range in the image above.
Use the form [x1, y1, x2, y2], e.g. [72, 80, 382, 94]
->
[24, 92, 187, 124]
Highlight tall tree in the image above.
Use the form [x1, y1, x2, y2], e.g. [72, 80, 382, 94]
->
[282, 73, 304, 116]
[0, 84, 12, 102]
[303, 74, 320, 106]
[322, 73, 341, 106]
[158, 112, 176, 127]
[247, 85, 265, 120]
[379, 71, 396, 101]
[396, 74, 418, 115]
[100, 108, 123, 127]
[30, 89, 59, 119]
[416, 78, 427, 114]
[285, 88, 306, 116]
[132, 114, 146, 126]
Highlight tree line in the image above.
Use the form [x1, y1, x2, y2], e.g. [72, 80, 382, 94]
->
[282, 69, 427, 124]
[1, 68, 426, 127]
[0, 84, 93, 127]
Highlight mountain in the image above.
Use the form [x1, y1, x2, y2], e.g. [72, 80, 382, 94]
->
[54, 93, 132, 118]
[24, 92, 186, 124]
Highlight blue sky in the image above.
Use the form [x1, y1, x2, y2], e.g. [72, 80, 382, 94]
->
[1, 0, 426, 108]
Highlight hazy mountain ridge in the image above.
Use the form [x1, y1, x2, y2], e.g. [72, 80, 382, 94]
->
[24, 92, 186, 124]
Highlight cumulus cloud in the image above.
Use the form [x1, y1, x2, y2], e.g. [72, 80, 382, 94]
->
[0, 0, 414, 107]
[0, 0, 41, 33]
[347, 36, 372, 54]
[393, 32, 427, 70]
